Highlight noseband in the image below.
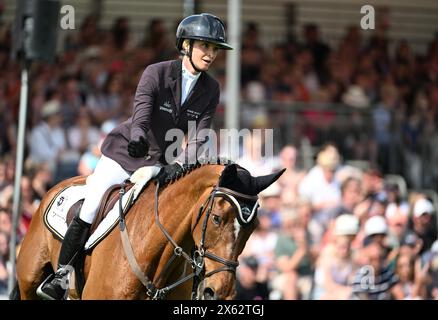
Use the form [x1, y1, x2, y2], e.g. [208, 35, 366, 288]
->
[191, 186, 259, 278]
[117, 181, 258, 300]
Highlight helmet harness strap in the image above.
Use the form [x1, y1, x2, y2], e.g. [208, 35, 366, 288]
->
[187, 39, 203, 73]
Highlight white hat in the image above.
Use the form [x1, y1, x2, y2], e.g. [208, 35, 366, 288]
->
[260, 182, 281, 198]
[431, 240, 438, 254]
[246, 81, 266, 103]
[342, 85, 370, 109]
[364, 216, 388, 236]
[41, 100, 61, 118]
[316, 146, 340, 170]
[334, 214, 359, 236]
[413, 198, 434, 217]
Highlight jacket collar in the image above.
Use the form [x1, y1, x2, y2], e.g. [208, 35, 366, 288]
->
[170, 59, 182, 80]
[169, 59, 206, 110]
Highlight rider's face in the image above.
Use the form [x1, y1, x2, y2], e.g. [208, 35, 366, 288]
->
[186, 40, 219, 73]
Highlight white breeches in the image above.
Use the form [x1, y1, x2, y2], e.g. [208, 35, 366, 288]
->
[79, 155, 130, 224]
[78, 155, 161, 224]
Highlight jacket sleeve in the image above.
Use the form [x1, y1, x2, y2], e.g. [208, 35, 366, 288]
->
[176, 82, 220, 165]
[130, 65, 158, 142]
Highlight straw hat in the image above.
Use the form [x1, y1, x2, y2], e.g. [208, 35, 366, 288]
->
[317, 146, 340, 170]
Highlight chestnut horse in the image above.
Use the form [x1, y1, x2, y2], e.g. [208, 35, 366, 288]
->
[13, 162, 284, 300]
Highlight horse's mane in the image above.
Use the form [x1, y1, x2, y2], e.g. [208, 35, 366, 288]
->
[160, 157, 235, 187]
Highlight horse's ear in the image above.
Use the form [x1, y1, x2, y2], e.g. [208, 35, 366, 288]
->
[254, 168, 286, 194]
[219, 164, 238, 187]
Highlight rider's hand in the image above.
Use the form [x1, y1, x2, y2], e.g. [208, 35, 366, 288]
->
[128, 136, 149, 158]
[156, 163, 182, 185]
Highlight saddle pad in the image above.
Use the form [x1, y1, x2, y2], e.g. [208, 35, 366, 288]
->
[43, 183, 135, 251]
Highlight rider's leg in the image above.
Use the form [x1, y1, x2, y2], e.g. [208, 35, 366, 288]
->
[37, 155, 130, 300]
[78, 155, 130, 224]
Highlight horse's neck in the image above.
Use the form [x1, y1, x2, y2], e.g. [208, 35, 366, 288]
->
[131, 165, 222, 284]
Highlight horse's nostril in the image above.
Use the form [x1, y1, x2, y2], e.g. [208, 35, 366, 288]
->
[203, 287, 215, 300]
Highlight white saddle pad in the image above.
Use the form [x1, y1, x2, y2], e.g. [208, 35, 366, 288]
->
[43, 166, 161, 250]
[43, 184, 135, 250]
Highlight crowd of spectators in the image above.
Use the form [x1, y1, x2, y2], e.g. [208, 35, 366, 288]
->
[237, 143, 438, 300]
[0, 13, 437, 299]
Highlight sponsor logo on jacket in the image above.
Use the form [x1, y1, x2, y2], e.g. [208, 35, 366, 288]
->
[159, 101, 173, 114]
[186, 109, 201, 119]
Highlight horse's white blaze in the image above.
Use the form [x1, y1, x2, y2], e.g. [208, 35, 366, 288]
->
[234, 218, 241, 241]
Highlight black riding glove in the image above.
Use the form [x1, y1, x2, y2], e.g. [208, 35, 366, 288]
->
[156, 163, 183, 185]
[128, 136, 149, 158]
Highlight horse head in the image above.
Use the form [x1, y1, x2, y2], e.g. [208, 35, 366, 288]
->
[191, 163, 285, 300]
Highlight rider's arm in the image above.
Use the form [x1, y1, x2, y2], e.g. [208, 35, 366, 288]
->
[130, 64, 158, 143]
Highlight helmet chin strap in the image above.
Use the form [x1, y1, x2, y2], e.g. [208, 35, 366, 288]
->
[186, 40, 202, 73]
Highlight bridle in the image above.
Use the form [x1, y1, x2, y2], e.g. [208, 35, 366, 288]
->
[118, 181, 259, 300]
[191, 186, 259, 276]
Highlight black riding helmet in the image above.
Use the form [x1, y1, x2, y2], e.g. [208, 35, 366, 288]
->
[176, 13, 233, 52]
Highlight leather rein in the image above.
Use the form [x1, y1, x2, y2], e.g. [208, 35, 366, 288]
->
[118, 181, 259, 300]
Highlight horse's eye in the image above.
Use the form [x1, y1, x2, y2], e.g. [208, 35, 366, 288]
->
[212, 214, 222, 226]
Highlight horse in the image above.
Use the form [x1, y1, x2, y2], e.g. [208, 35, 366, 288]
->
[13, 162, 284, 300]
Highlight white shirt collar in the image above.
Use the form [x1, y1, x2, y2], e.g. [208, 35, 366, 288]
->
[182, 62, 201, 81]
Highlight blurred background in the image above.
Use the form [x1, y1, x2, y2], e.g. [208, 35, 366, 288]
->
[0, 0, 437, 300]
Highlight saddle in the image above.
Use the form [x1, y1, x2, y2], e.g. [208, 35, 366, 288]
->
[66, 182, 135, 235]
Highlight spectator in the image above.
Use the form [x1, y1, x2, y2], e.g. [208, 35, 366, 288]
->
[372, 84, 398, 174]
[236, 132, 274, 176]
[299, 143, 342, 229]
[363, 216, 389, 249]
[302, 23, 330, 82]
[430, 241, 438, 299]
[28, 100, 66, 175]
[241, 209, 278, 281]
[67, 107, 101, 156]
[0, 230, 8, 296]
[140, 18, 174, 62]
[295, 197, 323, 255]
[77, 119, 117, 176]
[412, 198, 437, 253]
[313, 214, 359, 299]
[235, 256, 270, 300]
[59, 76, 83, 129]
[0, 207, 11, 235]
[276, 145, 305, 206]
[259, 183, 282, 229]
[395, 252, 429, 299]
[241, 22, 264, 86]
[102, 73, 124, 121]
[361, 167, 385, 199]
[272, 208, 313, 299]
[111, 17, 131, 52]
[351, 242, 404, 300]
[16, 176, 39, 240]
[27, 162, 54, 203]
[386, 210, 409, 250]
[0, 161, 6, 191]
[328, 176, 363, 219]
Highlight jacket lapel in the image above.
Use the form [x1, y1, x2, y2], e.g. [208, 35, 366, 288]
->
[169, 60, 182, 122]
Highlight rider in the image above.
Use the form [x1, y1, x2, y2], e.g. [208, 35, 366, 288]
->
[38, 13, 233, 300]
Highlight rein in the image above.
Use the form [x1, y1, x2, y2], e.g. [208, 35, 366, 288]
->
[117, 180, 258, 300]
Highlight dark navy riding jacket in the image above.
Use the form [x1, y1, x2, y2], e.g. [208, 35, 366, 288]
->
[101, 59, 220, 173]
